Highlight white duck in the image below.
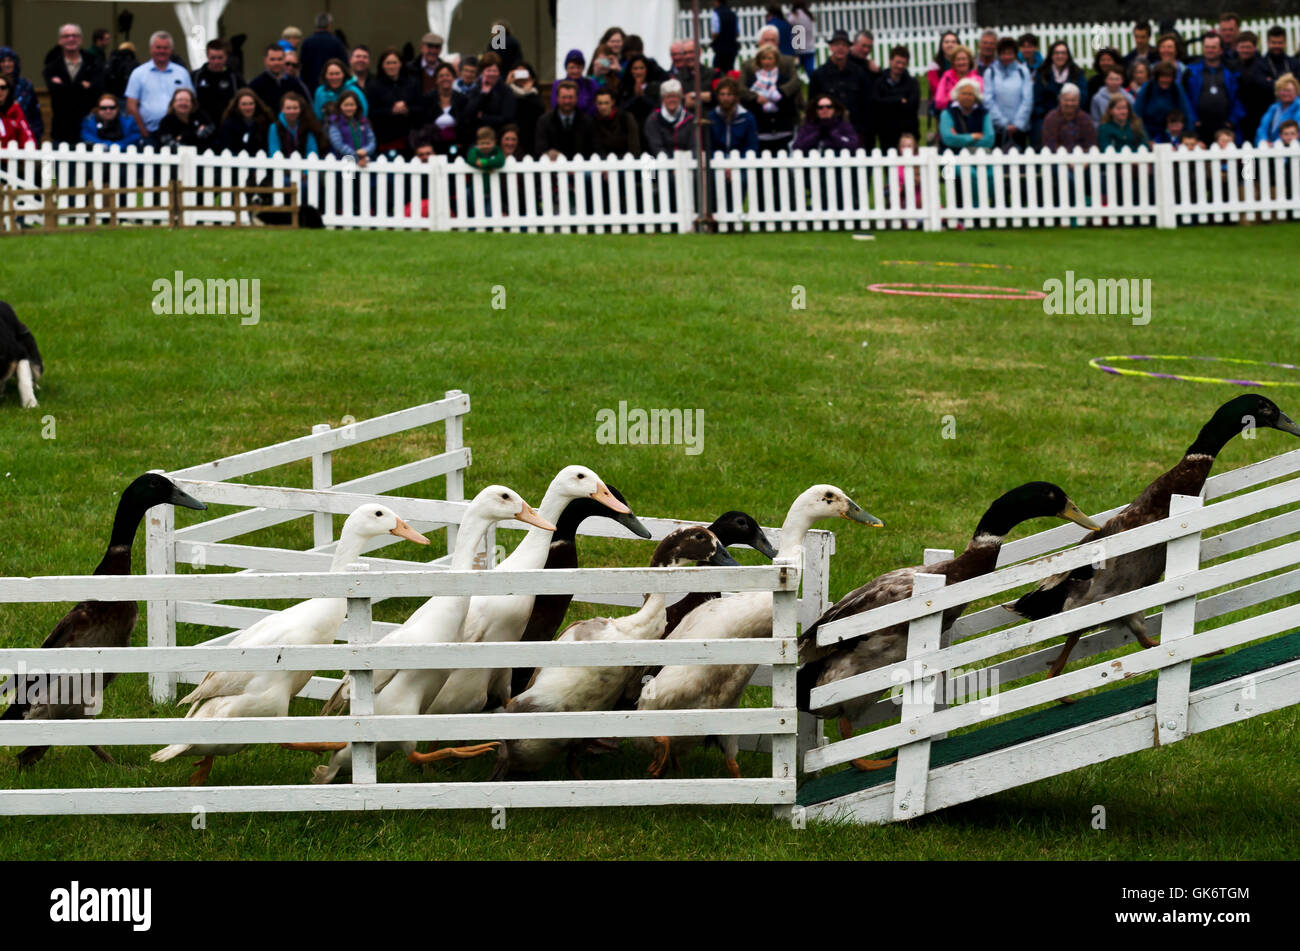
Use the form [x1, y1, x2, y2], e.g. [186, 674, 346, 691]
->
[410, 465, 633, 744]
[489, 526, 737, 780]
[299, 485, 553, 783]
[636, 485, 881, 779]
[149, 504, 430, 785]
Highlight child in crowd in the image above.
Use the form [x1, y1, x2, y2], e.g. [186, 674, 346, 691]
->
[467, 126, 505, 171]
[454, 57, 478, 95]
[1179, 131, 1203, 150]
[1155, 110, 1185, 145]
[895, 132, 924, 219]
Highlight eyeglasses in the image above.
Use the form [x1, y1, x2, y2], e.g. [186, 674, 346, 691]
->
[99, 103, 117, 109]
[817, 103, 834, 109]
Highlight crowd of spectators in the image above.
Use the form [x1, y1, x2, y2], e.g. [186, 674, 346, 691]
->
[2, 4, 1299, 171]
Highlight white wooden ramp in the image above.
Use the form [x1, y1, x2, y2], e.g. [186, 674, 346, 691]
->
[798, 447, 1300, 824]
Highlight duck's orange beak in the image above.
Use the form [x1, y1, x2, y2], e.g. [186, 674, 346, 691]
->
[390, 518, 431, 544]
[589, 481, 631, 514]
[516, 502, 557, 532]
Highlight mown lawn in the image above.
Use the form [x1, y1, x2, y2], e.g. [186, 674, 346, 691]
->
[0, 224, 1297, 859]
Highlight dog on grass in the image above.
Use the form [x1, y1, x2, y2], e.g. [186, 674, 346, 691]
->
[0, 301, 42, 408]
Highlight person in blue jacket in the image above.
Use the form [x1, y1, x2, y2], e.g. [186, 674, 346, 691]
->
[1182, 33, 1245, 143]
[1256, 74, 1300, 144]
[1135, 62, 1193, 138]
[0, 47, 43, 143]
[985, 37, 1032, 149]
[708, 77, 758, 154]
[80, 93, 141, 147]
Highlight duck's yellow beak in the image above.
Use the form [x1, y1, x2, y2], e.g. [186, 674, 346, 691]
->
[1058, 499, 1102, 532]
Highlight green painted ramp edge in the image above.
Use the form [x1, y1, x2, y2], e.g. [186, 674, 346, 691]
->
[797, 629, 1300, 808]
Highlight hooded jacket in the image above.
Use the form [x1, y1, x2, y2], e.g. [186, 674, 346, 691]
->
[1, 47, 43, 142]
[984, 58, 1032, 131]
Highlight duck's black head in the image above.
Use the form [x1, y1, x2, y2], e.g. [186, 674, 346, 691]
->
[707, 510, 778, 559]
[1189, 394, 1300, 457]
[975, 481, 1101, 540]
[122, 473, 207, 513]
[109, 473, 207, 548]
[651, 526, 737, 567]
[553, 483, 651, 541]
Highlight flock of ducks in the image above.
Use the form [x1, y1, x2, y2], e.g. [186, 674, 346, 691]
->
[5, 394, 1298, 785]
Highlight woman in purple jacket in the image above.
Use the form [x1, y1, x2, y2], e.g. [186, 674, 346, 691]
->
[793, 94, 860, 151]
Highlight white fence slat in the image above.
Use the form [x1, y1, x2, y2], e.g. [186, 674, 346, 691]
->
[346, 595, 378, 784]
[1155, 494, 1202, 745]
[169, 393, 470, 482]
[0, 778, 790, 816]
[891, 572, 945, 820]
[0, 707, 790, 746]
[311, 423, 333, 548]
[144, 475, 177, 703]
[443, 388, 466, 553]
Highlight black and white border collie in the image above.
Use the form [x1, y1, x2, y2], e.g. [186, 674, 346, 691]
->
[0, 301, 42, 408]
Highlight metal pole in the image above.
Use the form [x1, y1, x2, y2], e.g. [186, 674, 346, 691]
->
[690, 0, 713, 232]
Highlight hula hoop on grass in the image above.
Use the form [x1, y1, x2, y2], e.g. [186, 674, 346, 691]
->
[1089, 355, 1300, 388]
[881, 260, 1013, 270]
[867, 283, 1046, 300]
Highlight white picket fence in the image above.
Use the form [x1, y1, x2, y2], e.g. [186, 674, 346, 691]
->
[685, 7, 1300, 72]
[680, 0, 976, 48]
[0, 393, 835, 815]
[4, 140, 1299, 233]
[150, 391, 836, 718]
[802, 445, 1300, 824]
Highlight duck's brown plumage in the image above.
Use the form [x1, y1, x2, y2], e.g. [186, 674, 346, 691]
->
[797, 481, 1096, 721]
[3, 474, 205, 767]
[1012, 395, 1299, 678]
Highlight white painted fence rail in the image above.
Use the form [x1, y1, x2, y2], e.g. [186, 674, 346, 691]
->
[801, 445, 1300, 824]
[144, 394, 833, 711]
[4, 141, 1298, 234]
[0, 564, 801, 816]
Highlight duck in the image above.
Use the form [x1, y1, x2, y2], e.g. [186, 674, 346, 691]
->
[508, 484, 651, 699]
[618, 509, 778, 709]
[796, 481, 1101, 768]
[0, 300, 42, 408]
[489, 526, 737, 780]
[323, 465, 630, 719]
[1014, 394, 1300, 684]
[298, 485, 553, 783]
[412, 466, 633, 737]
[149, 503, 431, 785]
[636, 485, 881, 779]
[664, 511, 778, 635]
[2, 473, 206, 767]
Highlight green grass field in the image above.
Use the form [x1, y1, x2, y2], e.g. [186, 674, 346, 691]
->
[1, 225, 1298, 860]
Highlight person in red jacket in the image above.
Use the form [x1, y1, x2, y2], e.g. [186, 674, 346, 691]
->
[0, 75, 34, 146]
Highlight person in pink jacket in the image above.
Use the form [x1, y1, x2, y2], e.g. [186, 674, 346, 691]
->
[933, 45, 983, 113]
[0, 75, 34, 146]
